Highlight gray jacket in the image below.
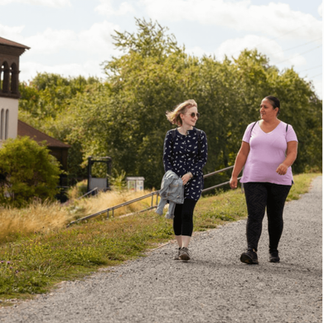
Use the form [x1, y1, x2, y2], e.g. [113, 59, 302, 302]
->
[156, 170, 184, 219]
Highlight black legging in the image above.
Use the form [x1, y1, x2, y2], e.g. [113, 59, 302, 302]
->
[243, 182, 291, 252]
[173, 199, 197, 236]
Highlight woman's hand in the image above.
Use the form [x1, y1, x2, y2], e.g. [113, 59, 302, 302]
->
[182, 172, 193, 185]
[229, 176, 238, 189]
[276, 163, 288, 175]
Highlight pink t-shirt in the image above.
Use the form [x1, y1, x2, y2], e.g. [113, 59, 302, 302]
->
[240, 121, 298, 185]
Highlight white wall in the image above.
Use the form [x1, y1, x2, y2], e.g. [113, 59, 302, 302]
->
[0, 97, 18, 147]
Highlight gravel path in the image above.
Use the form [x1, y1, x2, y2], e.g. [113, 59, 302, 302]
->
[0, 176, 322, 323]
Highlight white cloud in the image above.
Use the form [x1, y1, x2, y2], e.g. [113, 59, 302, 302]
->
[0, 0, 71, 7]
[1, 20, 119, 80]
[140, 0, 322, 41]
[310, 78, 322, 99]
[0, 24, 25, 41]
[185, 46, 207, 58]
[318, 3, 322, 17]
[95, 0, 135, 16]
[17, 21, 119, 56]
[77, 21, 118, 54]
[19, 60, 106, 83]
[24, 29, 76, 54]
[200, 35, 285, 61]
[187, 34, 308, 68]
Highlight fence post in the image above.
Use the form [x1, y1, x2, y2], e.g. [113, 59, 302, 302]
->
[156, 192, 159, 207]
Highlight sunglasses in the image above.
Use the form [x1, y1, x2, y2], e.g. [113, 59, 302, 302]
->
[187, 112, 200, 118]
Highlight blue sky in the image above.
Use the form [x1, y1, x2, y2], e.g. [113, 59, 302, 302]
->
[1, 0, 322, 98]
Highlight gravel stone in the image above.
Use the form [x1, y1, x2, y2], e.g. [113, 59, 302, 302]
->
[0, 176, 322, 323]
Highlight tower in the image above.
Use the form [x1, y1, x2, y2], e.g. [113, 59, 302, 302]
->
[0, 37, 29, 145]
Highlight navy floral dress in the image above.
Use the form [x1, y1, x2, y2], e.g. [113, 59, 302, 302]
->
[163, 128, 208, 201]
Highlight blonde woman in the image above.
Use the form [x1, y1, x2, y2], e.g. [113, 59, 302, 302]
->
[163, 99, 208, 260]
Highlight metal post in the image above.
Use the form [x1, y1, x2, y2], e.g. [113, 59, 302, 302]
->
[156, 192, 159, 207]
[87, 156, 92, 192]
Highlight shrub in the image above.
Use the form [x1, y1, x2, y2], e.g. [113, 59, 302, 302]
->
[0, 136, 61, 208]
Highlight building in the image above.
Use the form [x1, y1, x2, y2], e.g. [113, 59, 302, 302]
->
[0, 36, 70, 173]
[0, 36, 29, 143]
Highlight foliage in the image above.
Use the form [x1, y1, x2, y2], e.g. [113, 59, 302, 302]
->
[18, 18, 322, 189]
[19, 75, 104, 183]
[109, 169, 127, 191]
[0, 137, 61, 208]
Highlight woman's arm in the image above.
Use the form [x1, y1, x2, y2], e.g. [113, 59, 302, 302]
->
[276, 141, 298, 175]
[229, 141, 250, 189]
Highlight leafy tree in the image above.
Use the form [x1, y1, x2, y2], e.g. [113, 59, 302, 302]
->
[0, 137, 61, 208]
[267, 68, 322, 173]
[19, 75, 104, 183]
[111, 17, 182, 58]
[18, 19, 322, 190]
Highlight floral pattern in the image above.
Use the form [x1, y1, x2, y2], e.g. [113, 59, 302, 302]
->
[163, 128, 208, 201]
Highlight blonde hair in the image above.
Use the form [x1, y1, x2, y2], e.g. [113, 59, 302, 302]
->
[166, 99, 198, 126]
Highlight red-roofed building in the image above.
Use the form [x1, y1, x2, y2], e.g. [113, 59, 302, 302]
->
[0, 37, 70, 172]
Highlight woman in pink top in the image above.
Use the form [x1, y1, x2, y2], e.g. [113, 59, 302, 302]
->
[230, 96, 298, 264]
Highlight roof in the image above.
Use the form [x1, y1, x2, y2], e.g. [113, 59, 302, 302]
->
[18, 120, 70, 149]
[0, 36, 30, 50]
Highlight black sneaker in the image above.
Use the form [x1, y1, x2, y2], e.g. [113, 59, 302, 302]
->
[269, 250, 280, 263]
[179, 247, 190, 261]
[240, 249, 259, 264]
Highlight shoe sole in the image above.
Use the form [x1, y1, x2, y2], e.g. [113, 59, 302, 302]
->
[179, 254, 190, 261]
[269, 257, 280, 263]
[240, 254, 258, 265]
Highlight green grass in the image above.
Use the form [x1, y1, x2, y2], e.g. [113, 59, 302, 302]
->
[0, 173, 320, 306]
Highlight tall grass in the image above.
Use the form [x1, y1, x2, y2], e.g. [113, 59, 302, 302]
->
[0, 188, 155, 244]
[74, 189, 154, 217]
[0, 173, 320, 305]
[0, 201, 74, 243]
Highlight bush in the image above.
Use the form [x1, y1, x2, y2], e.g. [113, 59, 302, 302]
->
[0, 136, 62, 208]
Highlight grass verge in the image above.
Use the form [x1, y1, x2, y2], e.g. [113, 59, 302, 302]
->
[0, 173, 320, 306]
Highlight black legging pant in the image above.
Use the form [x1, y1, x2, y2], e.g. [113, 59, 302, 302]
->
[173, 199, 197, 236]
[243, 182, 291, 252]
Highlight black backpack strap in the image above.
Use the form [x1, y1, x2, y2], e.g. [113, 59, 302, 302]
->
[286, 124, 289, 132]
[250, 121, 258, 137]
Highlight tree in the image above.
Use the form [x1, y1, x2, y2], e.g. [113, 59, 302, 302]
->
[101, 18, 191, 187]
[18, 19, 322, 190]
[0, 137, 61, 208]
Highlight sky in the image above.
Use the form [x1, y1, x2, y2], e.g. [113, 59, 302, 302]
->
[0, 0, 322, 99]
